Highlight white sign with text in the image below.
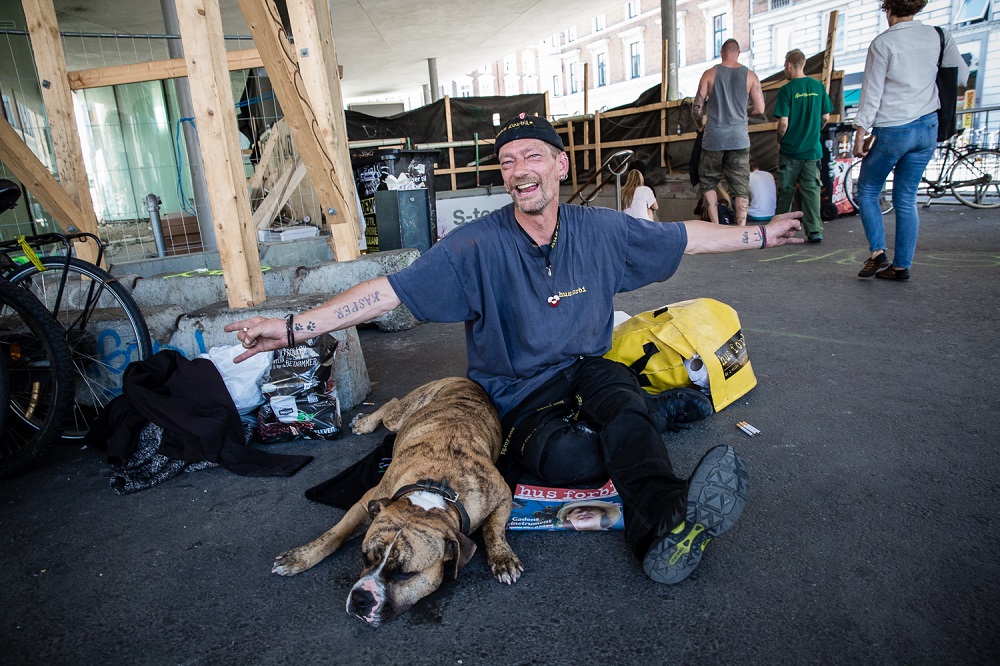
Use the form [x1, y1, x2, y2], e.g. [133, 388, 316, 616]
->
[435, 191, 511, 238]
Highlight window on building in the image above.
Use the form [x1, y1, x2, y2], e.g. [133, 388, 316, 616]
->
[479, 78, 494, 96]
[627, 0, 639, 19]
[712, 14, 726, 58]
[569, 63, 580, 93]
[772, 23, 794, 66]
[566, 26, 577, 42]
[550, 33, 560, 47]
[594, 13, 607, 32]
[597, 52, 608, 86]
[629, 42, 642, 78]
[522, 52, 535, 74]
[770, 0, 791, 9]
[954, 0, 989, 25]
[524, 77, 537, 94]
[553, 74, 562, 96]
[459, 83, 472, 97]
[831, 12, 847, 54]
[504, 55, 515, 73]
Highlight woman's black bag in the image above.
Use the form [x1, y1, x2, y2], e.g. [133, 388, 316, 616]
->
[935, 26, 959, 143]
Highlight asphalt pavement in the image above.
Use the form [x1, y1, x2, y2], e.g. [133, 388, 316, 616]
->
[2, 202, 998, 665]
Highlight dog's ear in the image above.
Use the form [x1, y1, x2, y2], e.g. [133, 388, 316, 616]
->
[445, 532, 477, 579]
[367, 498, 390, 519]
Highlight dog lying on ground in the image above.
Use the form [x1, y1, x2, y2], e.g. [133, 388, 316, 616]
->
[272, 377, 523, 627]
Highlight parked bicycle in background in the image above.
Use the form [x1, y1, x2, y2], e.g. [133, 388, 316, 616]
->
[0, 178, 152, 476]
[845, 125, 1000, 214]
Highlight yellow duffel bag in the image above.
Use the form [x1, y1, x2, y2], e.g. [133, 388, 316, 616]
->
[605, 298, 756, 412]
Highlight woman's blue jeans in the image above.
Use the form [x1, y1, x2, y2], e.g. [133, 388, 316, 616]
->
[857, 112, 938, 269]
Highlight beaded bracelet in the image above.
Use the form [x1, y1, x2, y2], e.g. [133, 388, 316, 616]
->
[285, 314, 295, 348]
[757, 224, 768, 249]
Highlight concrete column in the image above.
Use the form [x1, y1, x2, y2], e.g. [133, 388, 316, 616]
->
[428, 58, 441, 102]
[423, 84, 431, 107]
[661, 0, 679, 101]
[161, 0, 216, 250]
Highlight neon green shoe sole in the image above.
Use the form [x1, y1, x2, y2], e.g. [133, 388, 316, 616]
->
[642, 445, 749, 584]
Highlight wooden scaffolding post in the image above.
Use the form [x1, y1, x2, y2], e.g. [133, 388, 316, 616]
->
[176, 0, 265, 308]
[822, 10, 839, 93]
[583, 63, 590, 116]
[21, 0, 100, 264]
[444, 96, 457, 191]
[285, 0, 363, 246]
[567, 120, 578, 193]
[0, 116, 89, 234]
[595, 110, 602, 177]
[661, 39, 669, 168]
[238, 0, 359, 261]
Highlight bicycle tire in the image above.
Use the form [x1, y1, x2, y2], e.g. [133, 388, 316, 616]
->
[0, 278, 74, 478]
[845, 159, 894, 215]
[0, 341, 8, 441]
[949, 149, 1000, 209]
[5, 257, 152, 438]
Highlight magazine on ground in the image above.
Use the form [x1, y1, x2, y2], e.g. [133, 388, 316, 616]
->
[506, 479, 624, 531]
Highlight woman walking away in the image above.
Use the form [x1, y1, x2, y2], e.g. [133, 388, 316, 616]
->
[853, 0, 968, 281]
[621, 169, 659, 221]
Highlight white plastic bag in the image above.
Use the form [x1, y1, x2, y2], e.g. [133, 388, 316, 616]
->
[200, 344, 273, 415]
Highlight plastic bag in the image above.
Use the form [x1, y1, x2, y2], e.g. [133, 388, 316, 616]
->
[200, 344, 272, 415]
[257, 334, 343, 442]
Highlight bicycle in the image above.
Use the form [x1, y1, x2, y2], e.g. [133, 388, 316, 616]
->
[0, 276, 75, 478]
[844, 132, 1000, 214]
[0, 180, 152, 439]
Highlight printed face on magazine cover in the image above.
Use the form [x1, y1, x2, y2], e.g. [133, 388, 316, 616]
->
[563, 506, 609, 531]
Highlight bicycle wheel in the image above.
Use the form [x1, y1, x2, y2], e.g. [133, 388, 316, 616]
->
[949, 149, 1000, 209]
[0, 343, 8, 442]
[0, 279, 74, 478]
[5, 257, 152, 438]
[845, 159, 894, 215]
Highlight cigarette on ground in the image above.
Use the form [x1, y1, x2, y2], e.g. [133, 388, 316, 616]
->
[361, 401, 376, 406]
[737, 421, 761, 435]
[737, 423, 756, 437]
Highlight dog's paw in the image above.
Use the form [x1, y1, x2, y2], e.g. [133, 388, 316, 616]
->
[350, 412, 379, 435]
[488, 550, 524, 585]
[272, 547, 316, 576]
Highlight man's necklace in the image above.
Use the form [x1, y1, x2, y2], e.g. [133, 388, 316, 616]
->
[536, 219, 560, 307]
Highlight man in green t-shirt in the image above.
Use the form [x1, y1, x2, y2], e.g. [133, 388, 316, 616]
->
[773, 49, 834, 242]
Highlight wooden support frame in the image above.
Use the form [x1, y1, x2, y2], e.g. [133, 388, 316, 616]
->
[822, 11, 839, 92]
[237, 0, 359, 262]
[176, 0, 265, 308]
[444, 96, 457, 191]
[285, 0, 363, 249]
[67, 49, 264, 91]
[661, 39, 668, 168]
[0, 115, 88, 234]
[583, 63, 590, 116]
[21, 0, 100, 264]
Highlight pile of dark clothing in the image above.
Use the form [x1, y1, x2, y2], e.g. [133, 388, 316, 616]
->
[85, 351, 312, 495]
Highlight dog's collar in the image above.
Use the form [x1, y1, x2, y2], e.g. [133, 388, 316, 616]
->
[391, 479, 472, 535]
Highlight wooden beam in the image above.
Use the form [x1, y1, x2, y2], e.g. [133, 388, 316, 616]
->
[286, 0, 362, 254]
[823, 11, 839, 92]
[253, 159, 306, 230]
[444, 96, 457, 191]
[0, 116, 86, 234]
[583, 62, 590, 116]
[176, 0, 265, 308]
[595, 110, 602, 174]
[67, 49, 264, 91]
[247, 118, 288, 193]
[21, 0, 100, 264]
[661, 39, 668, 168]
[238, 0, 359, 261]
[567, 120, 578, 193]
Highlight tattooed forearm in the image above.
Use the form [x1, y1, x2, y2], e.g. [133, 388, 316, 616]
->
[334, 290, 383, 319]
[293, 320, 316, 333]
[692, 94, 705, 126]
[741, 231, 749, 245]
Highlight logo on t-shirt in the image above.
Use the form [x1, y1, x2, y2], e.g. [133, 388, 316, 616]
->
[794, 92, 820, 99]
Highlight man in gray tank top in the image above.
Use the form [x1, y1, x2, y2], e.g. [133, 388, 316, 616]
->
[692, 39, 765, 226]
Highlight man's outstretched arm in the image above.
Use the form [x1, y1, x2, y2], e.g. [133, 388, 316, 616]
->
[224, 276, 401, 362]
[683, 211, 804, 254]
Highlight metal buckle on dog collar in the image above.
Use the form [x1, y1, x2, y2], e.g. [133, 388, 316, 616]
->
[391, 478, 472, 535]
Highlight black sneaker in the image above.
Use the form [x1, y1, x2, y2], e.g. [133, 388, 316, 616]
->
[875, 265, 909, 281]
[858, 251, 888, 277]
[642, 445, 749, 584]
[646, 388, 714, 433]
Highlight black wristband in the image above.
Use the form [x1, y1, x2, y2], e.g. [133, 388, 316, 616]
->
[286, 314, 295, 348]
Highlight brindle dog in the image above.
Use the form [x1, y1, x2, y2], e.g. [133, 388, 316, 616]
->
[272, 377, 523, 627]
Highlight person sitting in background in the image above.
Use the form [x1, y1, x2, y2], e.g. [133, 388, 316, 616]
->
[621, 169, 659, 221]
[748, 159, 777, 223]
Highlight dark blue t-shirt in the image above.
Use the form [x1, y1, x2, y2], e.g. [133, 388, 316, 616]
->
[388, 203, 687, 417]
